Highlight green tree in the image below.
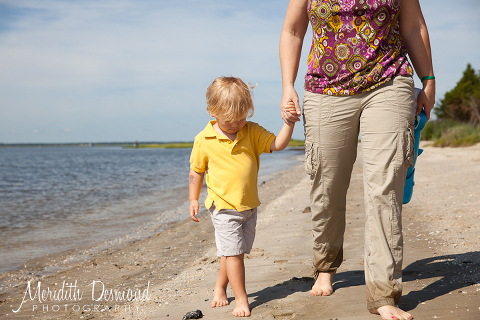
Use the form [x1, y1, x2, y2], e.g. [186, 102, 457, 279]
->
[435, 63, 480, 126]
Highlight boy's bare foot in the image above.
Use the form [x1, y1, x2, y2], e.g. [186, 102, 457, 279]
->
[309, 271, 335, 296]
[232, 298, 250, 317]
[211, 287, 229, 308]
[369, 305, 413, 320]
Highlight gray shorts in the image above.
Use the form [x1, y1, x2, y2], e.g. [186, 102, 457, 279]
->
[209, 203, 257, 257]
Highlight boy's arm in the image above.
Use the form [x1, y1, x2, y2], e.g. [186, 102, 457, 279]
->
[270, 122, 295, 152]
[189, 169, 205, 222]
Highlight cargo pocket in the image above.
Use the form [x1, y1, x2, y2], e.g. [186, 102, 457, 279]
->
[404, 122, 415, 168]
[304, 140, 318, 180]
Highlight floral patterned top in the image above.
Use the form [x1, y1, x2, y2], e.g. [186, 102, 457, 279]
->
[305, 0, 414, 95]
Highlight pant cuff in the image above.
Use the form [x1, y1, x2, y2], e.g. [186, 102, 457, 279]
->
[313, 268, 337, 280]
[313, 266, 337, 274]
[367, 298, 397, 311]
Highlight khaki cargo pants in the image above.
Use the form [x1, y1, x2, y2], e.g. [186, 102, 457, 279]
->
[302, 76, 415, 310]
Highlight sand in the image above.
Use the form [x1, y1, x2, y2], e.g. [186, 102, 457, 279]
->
[0, 142, 479, 320]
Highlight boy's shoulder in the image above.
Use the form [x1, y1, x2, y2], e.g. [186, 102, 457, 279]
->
[244, 121, 264, 131]
[194, 121, 216, 140]
[244, 121, 271, 136]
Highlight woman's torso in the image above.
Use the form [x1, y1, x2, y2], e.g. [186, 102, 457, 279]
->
[305, 0, 413, 95]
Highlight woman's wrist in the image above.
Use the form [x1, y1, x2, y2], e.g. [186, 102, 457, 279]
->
[420, 75, 435, 83]
[422, 78, 436, 88]
[282, 78, 296, 87]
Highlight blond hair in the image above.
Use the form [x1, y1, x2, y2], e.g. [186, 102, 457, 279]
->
[206, 77, 255, 122]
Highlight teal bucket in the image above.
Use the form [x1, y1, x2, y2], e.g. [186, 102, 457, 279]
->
[403, 104, 427, 204]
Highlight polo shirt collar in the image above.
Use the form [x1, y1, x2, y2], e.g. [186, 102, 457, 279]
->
[204, 120, 245, 142]
[204, 120, 219, 138]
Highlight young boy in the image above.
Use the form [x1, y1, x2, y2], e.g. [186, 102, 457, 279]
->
[189, 77, 295, 317]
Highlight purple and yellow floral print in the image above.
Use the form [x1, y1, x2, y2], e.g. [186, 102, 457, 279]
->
[305, 0, 414, 95]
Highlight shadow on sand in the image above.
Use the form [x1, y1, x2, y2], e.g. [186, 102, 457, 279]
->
[247, 251, 480, 311]
[400, 251, 480, 311]
[248, 277, 313, 310]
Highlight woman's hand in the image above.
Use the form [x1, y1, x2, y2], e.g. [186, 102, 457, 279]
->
[417, 80, 435, 120]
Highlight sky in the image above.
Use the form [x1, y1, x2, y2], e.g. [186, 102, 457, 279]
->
[1, 0, 479, 144]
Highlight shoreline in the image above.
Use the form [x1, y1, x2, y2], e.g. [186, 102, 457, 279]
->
[0, 154, 305, 319]
[0, 184, 192, 276]
[0, 148, 303, 276]
[1, 143, 479, 319]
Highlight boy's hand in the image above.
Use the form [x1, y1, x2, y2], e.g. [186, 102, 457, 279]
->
[284, 101, 298, 117]
[189, 200, 200, 222]
[188, 169, 204, 222]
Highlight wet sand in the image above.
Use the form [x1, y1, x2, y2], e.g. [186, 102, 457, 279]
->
[1, 142, 479, 320]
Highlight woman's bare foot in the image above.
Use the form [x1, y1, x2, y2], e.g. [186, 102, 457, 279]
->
[211, 287, 229, 308]
[370, 305, 413, 320]
[309, 271, 335, 296]
[232, 298, 250, 317]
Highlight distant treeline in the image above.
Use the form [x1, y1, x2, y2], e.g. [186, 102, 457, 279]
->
[124, 142, 194, 149]
[2, 139, 306, 149]
[0, 142, 193, 148]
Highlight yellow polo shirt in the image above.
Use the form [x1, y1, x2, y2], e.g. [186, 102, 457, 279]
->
[190, 120, 276, 212]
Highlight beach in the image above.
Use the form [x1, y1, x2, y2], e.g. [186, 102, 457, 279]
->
[1, 142, 479, 320]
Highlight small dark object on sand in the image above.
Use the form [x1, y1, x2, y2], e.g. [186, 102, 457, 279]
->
[182, 309, 203, 320]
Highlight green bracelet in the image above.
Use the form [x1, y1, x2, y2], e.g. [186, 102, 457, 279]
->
[420, 75, 435, 82]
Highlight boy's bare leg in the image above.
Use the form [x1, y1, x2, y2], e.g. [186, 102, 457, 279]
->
[225, 254, 250, 317]
[309, 271, 335, 296]
[211, 256, 229, 308]
[370, 306, 413, 320]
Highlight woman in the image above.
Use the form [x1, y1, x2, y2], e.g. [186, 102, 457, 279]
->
[279, 0, 435, 319]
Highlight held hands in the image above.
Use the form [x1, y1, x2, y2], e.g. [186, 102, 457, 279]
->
[189, 200, 200, 222]
[281, 101, 302, 124]
[284, 102, 298, 118]
[281, 87, 302, 125]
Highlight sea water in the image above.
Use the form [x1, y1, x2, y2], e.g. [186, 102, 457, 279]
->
[0, 146, 302, 274]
